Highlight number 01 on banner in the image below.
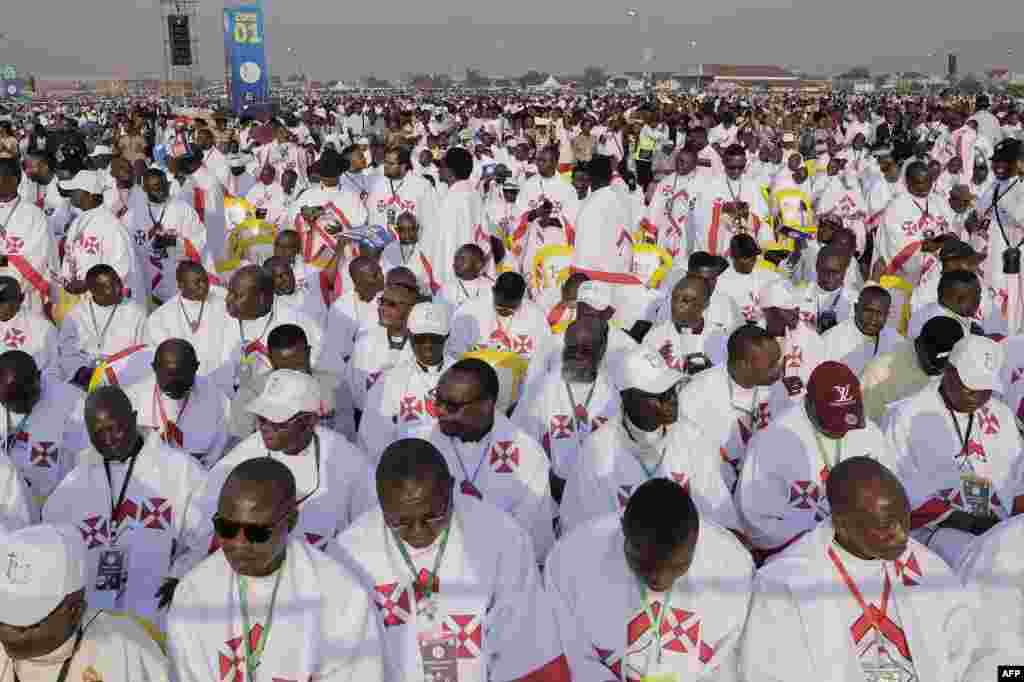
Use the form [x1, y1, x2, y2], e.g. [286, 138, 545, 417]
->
[233, 12, 262, 44]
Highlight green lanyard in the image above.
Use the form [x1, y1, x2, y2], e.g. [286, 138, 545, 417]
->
[813, 429, 844, 478]
[393, 524, 451, 605]
[237, 566, 284, 681]
[638, 580, 672, 668]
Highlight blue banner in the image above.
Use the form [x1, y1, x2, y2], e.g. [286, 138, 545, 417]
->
[223, 3, 268, 113]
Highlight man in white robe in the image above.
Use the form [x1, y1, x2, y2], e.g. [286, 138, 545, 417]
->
[572, 155, 634, 282]
[123, 340, 229, 470]
[244, 165, 289, 226]
[649, 252, 743, 333]
[360, 303, 456, 460]
[378, 212, 442, 298]
[58, 265, 147, 389]
[58, 170, 146, 307]
[509, 146, 578, 283]
[908, 269, 1006, 339]
[264, 256, 328, 326]
[761, 278, 827, 409]
[959, 512, 1024, 654]
[290, 149, 368, 272]
[822, 286, 904, 378]
[198, 370, 374, 556]
[167, 457, 384, 682]
[548, 478, 754, 682]
[423, 358, 556, 560]
[0, 159, 58, 316]
[643, 275, 729, 372]
[970, 140, 1024, 333]
[677, 324, 784, 493]
[334, 439, 569, 682]
[368, 146, 440, 247]
[792, 245, 856, 335]
[0, 351, 87, 520]
[873, 162, 956, 325]
[324, 255, 384, 368]
[0, 277, 60, 381]
[741, 457, 980, 682]
[738, 362, 894, 560]
[886, 335, 1024, 569]
[438, 244, 494, 309]
[644, 148, 703, 260]
[43, 386, 208, 627]
[346, 275, 419, 413]
[688, 145, 771, 256]
[129, 168, 207, 305]
[561, 346, 741, 535]
[0, 524, 171, 682]
[714, 235, 781, 324]
[514, 319, 621, 501]
[434, 148, 488, 288]
[145, 261, 228, 378]
[181, 151, 227, 261]
[448, 272, 551, 362]
[21, 152, 77, 254]
[209, 265, 323, 399]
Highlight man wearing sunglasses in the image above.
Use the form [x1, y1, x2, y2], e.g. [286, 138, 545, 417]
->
[168, 457, 384, 681]
[548, 478, 754, 681]
[560, 346, 741, 537]
[199, 369, 373, 556]
[42, 386, 209, 628]
[335, 438, 569, 682]
[423, 358, 556, 561]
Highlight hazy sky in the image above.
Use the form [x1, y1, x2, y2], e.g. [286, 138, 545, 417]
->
[3, 0, 1023, 81]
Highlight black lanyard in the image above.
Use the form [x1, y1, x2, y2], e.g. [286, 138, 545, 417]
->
[103, 451, 139, 539]
[941, 388, 974, 459]
[991, 179, 1023, 249]
[12, 628, 83, 682]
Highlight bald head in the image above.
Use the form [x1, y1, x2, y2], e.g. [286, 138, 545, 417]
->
[155, 338, 197, 366]
[827, 456, 906, 515]
[221, 457, 297, 509]
[376, 438, 451, 493]
[84, 386, 133, 422]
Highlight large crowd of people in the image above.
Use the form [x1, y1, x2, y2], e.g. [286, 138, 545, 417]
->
[0, 87, 1024, 679]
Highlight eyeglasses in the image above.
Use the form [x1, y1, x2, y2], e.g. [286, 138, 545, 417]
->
[428, 387, 485, 414]
[256, 413, 308, 431]
[383, 482, 454, 532]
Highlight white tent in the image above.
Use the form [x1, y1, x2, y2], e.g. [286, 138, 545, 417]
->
[538, 75, 562, 90]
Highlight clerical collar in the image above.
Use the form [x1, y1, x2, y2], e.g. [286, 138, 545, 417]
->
[418, 361, 443, 374]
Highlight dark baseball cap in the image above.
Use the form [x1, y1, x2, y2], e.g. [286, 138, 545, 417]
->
[939, 239, 981, 262]
[807, 361, 864, 434]
[917, 315, 965, 367]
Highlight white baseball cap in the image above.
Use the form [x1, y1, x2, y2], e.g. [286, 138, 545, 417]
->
[948, 335, 1004, 392]
[0, 524, 88, 628]
[407, 302, 450, 336]
[246, 369, 321, 423]
[89, 145, 112, 157]
[58, 170, 104, 195]
[760, 280, 796, 310]
[610, 346, 685, 395]
[577, 280, 613, 312]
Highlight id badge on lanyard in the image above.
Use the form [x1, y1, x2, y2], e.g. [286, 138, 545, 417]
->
[961, 472, 992, 517]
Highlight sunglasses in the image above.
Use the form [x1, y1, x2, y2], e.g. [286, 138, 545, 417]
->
[212, 487, 317, 543]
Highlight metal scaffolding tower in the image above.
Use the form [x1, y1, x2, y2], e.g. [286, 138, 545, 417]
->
[159, 0, 201, 85]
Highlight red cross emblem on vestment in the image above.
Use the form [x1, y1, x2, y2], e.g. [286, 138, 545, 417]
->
[594, 645, 623, 681]
[81, 235, 100, 255]
[29, 441, 55, 468]
[304, 532, 328, 552]
[399, 395, 424, 422]
[849, 572, 912, 661]
[4, 236, 23, 254]
[3, 328, 25, 347]
[894, 553, 922, 587]
[78, 516, 109, 549]
[218, 624, 263, 682]
[140, 497, 172, 530]
[658, 607, 716, 663]
[789, 480, 828, 520]
[978, 409, 1000, 435]
[511, 334, 534, 355]
[373, 582, 412, 628]
[550, 415, 573, 439]
[443, 614, 483, 659]
[489, 440, 519, 473]
[669, 471, 691, 493]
